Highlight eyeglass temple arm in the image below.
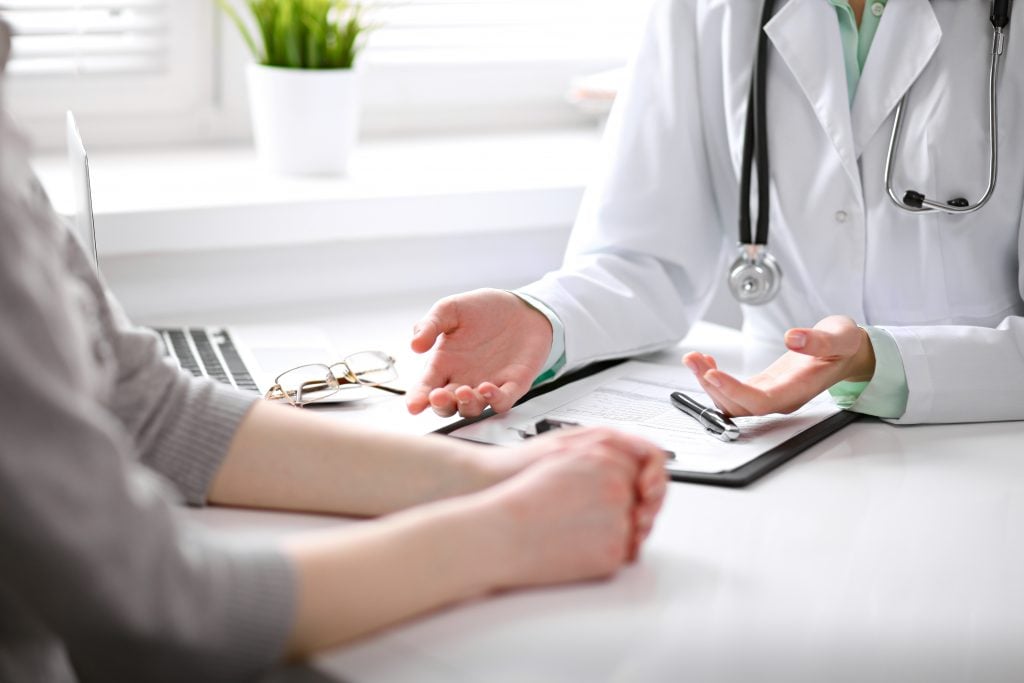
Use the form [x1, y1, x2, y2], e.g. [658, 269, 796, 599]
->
[369, 384, 406, 396]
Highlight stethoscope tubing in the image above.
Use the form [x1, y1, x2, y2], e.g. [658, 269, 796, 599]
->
[731, 0, 1011, 305]
[738, 0, 779, 246]
[885, 24, 1006, 215]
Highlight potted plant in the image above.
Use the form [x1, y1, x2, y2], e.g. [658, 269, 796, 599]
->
[216, 0, 371, 175]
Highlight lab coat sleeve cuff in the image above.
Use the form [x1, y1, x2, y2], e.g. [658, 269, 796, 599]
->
[829, 326, 910, 419]
[874, 325, 933, 423]
[510, 290, 568, 384]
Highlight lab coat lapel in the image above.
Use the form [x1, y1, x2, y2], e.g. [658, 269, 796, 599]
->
[764, 0, 858, 189]
[851, 0, 942, 156]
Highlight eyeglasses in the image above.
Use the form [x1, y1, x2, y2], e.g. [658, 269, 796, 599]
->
[264, 350, 404, 407]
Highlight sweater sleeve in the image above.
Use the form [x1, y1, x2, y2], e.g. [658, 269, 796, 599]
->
[0, 157, 294, 681]
[102, 309, 261, 505]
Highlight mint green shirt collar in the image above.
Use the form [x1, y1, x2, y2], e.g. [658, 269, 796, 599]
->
[829, 0, 888, 102]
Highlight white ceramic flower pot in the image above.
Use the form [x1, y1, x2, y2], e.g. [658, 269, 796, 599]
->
[246, 63, 361, 176]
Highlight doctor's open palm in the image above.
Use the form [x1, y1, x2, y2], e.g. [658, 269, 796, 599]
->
[407, 289, 551, 418]
[684, 316, 877, 417]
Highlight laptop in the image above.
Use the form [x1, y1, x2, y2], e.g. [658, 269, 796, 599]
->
[65, 112, 340, 397]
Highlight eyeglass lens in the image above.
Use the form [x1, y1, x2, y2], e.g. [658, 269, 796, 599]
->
[269, 352, 398, 406]
[334, 351, 398, 384]
[272, 364, 341, 405]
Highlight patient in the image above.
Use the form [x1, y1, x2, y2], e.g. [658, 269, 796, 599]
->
[0, 21, 666, 683]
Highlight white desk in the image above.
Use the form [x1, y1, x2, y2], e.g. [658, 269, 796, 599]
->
[184, 301, 1024, 683]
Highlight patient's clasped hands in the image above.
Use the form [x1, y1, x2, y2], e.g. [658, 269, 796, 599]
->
[472, 427, 667, 581]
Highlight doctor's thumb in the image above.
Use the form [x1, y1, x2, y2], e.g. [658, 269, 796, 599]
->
[784, 328, 838, 358]
[409, 324, 433, 353]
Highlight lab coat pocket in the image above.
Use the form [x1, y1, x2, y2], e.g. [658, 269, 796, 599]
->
[928, 129, 1022, 325]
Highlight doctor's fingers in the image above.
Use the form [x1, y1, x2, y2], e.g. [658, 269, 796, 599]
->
[786, 320, 861, 359]
[453, 385, 489, 417]
[681, 352, 719, 369]
[428, 386, 462, 418]
[684, 355, 749, 416]
[405, 387, 431, 415]
[700, 377, 751, 417]
[405, 362, 452, 414]
[406, 376, 440, 415]
[704, 369, 811, 416]
[477, 379, 528, 413]
[410, 298, 462, 354]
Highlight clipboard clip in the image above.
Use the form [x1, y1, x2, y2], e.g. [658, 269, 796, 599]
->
[511, 418, 580, 439]
[510, 418, 677, 461]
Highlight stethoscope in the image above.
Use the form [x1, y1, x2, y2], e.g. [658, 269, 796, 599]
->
[729, 0, 1014, 306]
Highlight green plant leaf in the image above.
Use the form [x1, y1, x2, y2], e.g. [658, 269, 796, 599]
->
[223, 0, 371, 69]
[213, 0, 263, 62]
[275, 1, 304, 67]
[304, 12, 325, 68]
[250, 0, 277, 65]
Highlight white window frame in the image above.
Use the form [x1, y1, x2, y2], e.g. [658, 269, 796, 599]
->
[6, 1, 649, 151]
[3, 0, 215, 150]
[352, 0, 649, 135]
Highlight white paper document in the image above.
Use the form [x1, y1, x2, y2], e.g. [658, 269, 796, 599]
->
[450, 361, 842, 475]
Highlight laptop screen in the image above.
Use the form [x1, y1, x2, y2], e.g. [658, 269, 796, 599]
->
[66, 111, 99, 272]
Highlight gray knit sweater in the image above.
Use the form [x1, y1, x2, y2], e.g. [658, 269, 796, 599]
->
[0, 28, 294, 683]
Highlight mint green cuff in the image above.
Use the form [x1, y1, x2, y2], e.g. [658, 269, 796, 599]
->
[510, 291, 568, 387]
[827, 326, 909, 419]
[828, 379, 871, 409]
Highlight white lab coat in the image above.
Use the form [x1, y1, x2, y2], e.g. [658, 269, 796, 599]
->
[519, 0, 1024, 424]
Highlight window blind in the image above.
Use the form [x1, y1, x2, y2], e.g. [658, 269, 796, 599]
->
[368, 0, 650, 63]
[0, 0, 170, 76]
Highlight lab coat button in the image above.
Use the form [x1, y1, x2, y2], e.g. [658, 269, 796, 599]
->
[834, 210, 849, 224]
[871, 2, 884, 17]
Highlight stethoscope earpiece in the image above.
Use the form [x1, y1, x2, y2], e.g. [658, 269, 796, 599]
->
[884, 1, 1010, 215]
[727, 245, 782, 306]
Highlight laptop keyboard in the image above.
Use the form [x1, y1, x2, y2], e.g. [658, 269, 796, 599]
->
[153, 328, 259, 393]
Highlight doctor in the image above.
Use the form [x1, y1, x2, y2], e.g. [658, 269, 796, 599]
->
[407, 0, 1024, 425]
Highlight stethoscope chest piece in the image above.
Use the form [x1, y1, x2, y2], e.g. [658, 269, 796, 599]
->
[727, 244, 782, 306]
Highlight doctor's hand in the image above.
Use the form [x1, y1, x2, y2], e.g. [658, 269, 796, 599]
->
[407, 289, 553, 418]
[682, 315, 876, 417]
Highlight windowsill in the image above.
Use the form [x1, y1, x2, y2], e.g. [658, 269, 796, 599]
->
[31, 128, 603, 257]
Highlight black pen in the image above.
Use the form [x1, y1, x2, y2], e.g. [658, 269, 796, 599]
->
[669, 391, 741, 442]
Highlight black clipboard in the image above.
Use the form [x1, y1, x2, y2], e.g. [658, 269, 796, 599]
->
[432, 358, 862, 488]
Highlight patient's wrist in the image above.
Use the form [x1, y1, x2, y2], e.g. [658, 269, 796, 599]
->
[426, 492, 519, 596]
